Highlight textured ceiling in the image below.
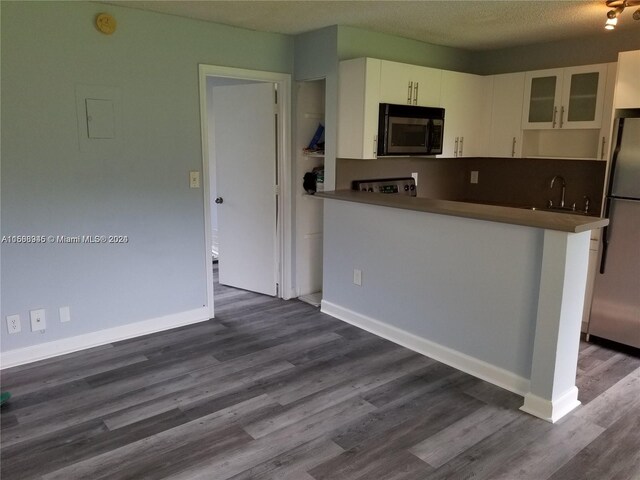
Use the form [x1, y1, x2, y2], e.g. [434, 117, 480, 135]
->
[105, 1, 636, 51]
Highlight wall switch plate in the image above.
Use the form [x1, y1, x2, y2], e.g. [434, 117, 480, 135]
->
[6, 315, 21, 334]
[189, 171, 200, 188]
[30, 309, 46, 332]
[470, 171, 479, 184]
[59, 306, 71, 323]
[353, 268, 362, 286]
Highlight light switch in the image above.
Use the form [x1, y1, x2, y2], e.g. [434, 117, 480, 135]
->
[190, 171, 200, 189]
[86, 98, 115, 139]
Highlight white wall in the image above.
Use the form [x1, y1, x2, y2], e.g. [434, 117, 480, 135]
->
[1, 2, 292, 357]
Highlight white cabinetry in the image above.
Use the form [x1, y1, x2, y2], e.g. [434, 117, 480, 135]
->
[379, 60, 442, 107]
[521, 63, 615, 160]
[337, 58, 381, 159]
[523, 64, 608, 130]
[614, 50, 640, 109]
[489, 72, 525, 158]
[439, 70, 492, 158]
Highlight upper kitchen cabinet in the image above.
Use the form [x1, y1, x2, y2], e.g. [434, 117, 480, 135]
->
[379, 60, 442, 107]
[439, 70, 492, 158]
[337, 57, 381, 159]
[614, 50, 640, 109]
[522, 64, 608, 130]
[488, 72, 525, 158]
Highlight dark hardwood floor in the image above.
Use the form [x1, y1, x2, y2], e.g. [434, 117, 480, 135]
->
[1, 264, 639, 479]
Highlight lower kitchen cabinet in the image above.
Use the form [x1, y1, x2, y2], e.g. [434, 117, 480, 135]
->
[582, 231, 601, 333]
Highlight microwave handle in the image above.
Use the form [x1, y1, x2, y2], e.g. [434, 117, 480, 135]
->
[426, 120, 434, 154]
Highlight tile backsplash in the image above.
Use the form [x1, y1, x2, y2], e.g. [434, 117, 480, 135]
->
[337, 156, 607, 216]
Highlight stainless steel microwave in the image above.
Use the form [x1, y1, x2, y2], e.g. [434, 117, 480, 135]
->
[377, 103, 445, 156]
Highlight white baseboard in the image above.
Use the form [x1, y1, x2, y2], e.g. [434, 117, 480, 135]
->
[520, 387, 581, 423]
[321, 300, 530, 396]
[1, 307, 210, 369]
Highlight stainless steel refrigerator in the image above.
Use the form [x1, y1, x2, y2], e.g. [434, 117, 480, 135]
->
[588, 114, 640, 348]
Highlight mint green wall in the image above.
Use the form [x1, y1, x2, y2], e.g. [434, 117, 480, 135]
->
[1, 1, 293, 352]
[474, 30, 640, 75]
[338, 26, 474, 72]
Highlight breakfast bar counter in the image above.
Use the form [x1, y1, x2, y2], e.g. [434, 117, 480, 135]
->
[315, 190, 608, 423]
[315, 190, 608, 233]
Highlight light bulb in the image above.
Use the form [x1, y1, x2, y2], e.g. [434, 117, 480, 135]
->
[605, 16, 618, 29]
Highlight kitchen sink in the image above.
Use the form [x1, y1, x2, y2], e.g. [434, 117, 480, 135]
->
[519, 206, 591, 216]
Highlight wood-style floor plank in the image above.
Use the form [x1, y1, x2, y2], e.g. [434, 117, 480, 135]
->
[1, 264, 638, 479]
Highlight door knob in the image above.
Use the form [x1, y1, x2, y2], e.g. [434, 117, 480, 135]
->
[215, 197, 223, 204]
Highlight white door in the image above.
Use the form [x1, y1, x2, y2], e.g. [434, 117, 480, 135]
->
[212, 82, 278, 296]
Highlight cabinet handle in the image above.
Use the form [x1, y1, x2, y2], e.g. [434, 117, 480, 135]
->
[454, 137, 459, 157]
[600, 137, 606, 159]
[552, 106, 558, 128]
[407, 81, 413, 104]
[459, 136, 464, 157]
[559, 106, 565, 128]
[512, 137, 517, 157]
[373, 134, 378, 158]
[413, 82, 419, 105]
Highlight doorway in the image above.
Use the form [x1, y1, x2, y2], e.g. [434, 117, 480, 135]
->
[199, 65, 292, 319]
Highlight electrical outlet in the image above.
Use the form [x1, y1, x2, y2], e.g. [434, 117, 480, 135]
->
[59, 306, 71, 323]
[353, 268, 362, 286]
[30, 309, 46, 332]
[470, 171, 479, 184]
[6, 315, 21, 334]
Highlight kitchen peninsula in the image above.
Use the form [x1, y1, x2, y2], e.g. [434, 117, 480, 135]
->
[316, 190, 608, 423]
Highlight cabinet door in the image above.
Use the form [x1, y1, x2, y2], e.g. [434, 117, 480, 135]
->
[439, 70, 491, 158]
[598, 63, 617, 161]
[614, 50, 640, 109]
[379, 60, 416, 106]
[522, 69, 563, 130]
[413, 66, 442, 107]
[379, 62, 442, 107]
[489, 72, 525, 157]
[561, 64, 607, 129]
[337, 58, 381, 159]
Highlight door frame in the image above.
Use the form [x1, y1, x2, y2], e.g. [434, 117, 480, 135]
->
[198, 64, 292, 318]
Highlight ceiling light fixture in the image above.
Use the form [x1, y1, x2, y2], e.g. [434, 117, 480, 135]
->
[604, 0, 640, 30]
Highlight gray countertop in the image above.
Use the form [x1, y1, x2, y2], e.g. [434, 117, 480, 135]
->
[314, 190, 609, 233]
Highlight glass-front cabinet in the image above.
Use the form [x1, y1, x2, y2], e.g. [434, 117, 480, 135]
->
[522, 64, 608, 130]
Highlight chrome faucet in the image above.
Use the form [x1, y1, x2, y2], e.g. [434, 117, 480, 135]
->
[550, 175, 566, 208]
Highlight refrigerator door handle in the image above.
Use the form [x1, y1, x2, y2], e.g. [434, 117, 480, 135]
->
[599, 225, 609, 274]
[599, 197, 612, 274]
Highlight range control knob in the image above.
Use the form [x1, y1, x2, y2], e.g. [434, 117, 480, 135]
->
[404, 184, 409, 191]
